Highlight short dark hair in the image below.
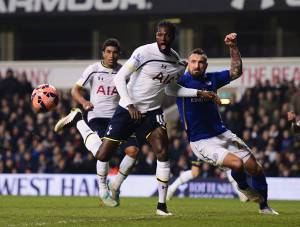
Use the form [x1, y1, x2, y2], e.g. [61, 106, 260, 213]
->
[102, 38, 121, 52]
[156, 20, 176, 38]
[188, 48, 207, 58]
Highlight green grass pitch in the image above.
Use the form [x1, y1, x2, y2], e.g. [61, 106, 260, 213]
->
[0, 196, 300, 227]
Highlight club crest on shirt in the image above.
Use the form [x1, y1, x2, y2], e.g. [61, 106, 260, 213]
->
[161, 64, 167, 69]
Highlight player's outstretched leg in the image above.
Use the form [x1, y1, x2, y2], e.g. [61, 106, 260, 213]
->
[54, 108, 102, 157]
[96, 161, 118, 207]
[245, 156, 279, 215]
[109, 154, 137, 206]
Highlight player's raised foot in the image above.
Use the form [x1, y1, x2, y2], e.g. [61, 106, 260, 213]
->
[54, 108, 83, 132]
[259, 207, 279, 215]
[156, 203, 173, 216]
[166, 186, 176, 201]
[100, 191, 118, 207]
[108, 182, 120, 206]
[237, 186, 264, 204]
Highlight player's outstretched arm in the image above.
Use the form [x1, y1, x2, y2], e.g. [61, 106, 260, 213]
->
[165, 82, 221, 105]
[225, 33, 242, 81]
[71, 84, 94, 111]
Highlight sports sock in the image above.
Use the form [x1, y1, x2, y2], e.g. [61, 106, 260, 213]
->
[170, 170, 194, 190]
[156, 160, 170, 203]
[231, 169, 249, 190]
[250, 173, 269, 209]
[226, 169, 248, 201]
[112, 155, 136, 190]
[77, 120, 102, 157]
[96, 160, 109, 197]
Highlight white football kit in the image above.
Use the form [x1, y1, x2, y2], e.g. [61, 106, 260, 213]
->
[114, 42, 199, 113]
[76, 61, 121, 121]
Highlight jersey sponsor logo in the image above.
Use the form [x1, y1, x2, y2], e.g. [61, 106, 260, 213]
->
[0, 0, 153, 14]
[152, 72, 175, 84]
[190, 97, 213, 103]
[96, 85, 118, 96]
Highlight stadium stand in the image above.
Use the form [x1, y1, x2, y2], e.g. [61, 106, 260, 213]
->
[0, 69, 299, 177]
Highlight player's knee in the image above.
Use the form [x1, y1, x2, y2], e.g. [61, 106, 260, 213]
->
[245, 155, 263, 176]
[247, 163, 263, 176]
[230, 158, 244, 172]
[125, 146, 139, 159]
[95, 140, 119, 162]
[156, 149, 169, 162]
[95, 149, 109, 162]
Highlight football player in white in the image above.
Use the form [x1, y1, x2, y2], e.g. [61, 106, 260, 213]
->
[55, 21, 219, 215]
[55, 38, 138, 207]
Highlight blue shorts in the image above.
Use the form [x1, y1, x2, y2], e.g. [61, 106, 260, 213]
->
[191, 154, 202, 167]
[88, 117, 138, 148]
[103, 105, 166, 144]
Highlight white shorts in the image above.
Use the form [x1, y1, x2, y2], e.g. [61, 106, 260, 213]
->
[190, 130, 252, 167]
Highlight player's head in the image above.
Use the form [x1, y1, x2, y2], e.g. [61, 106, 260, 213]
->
[102, 38, 121, 68]
[156, 21, 176, 54]
[187, 48, 208, 78]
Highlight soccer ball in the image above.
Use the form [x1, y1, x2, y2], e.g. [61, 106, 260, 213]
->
[31, 84, 59, 112]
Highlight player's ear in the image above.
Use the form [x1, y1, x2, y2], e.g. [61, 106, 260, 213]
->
[204, 62, 208, 71]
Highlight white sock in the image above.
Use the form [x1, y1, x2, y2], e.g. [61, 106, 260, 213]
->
[76, 120, 102, 157]
[170, 170, 194, 191]
[112, 155, 136, 190]
[96, 160, 109, 197]
[156, 160, 170, 203]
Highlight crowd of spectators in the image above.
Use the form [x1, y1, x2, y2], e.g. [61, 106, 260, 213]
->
[0, 69, 300, 178]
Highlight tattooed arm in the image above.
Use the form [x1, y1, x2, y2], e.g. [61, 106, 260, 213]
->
[225, 33, 242, 81]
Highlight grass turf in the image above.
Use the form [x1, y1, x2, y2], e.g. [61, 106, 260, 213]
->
[0, 196, 300, 227]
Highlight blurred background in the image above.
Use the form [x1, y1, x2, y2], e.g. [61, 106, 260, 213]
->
[1, 0, 300, 198]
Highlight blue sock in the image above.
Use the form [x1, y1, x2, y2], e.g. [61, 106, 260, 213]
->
[231, 169, 249, 190]
[250, 173, 268, 209]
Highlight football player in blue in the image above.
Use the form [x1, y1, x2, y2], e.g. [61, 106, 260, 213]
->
[176, 33, 278, 215]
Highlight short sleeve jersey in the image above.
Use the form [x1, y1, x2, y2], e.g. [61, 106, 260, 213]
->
[176, 70, 231, 141]
[76, 62, 122, 121]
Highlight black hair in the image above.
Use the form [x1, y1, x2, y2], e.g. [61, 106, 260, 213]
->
[156, 20, 176, 38]
[102, 38, 121, 52]
[188, 48, 207, 58]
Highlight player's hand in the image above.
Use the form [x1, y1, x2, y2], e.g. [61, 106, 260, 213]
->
[287, 111, 296, 122]
[224, 33, 237, 47]
[82, 101, 94, 111]
[127, 104, 142, 122]
[197, 90, 221, 105]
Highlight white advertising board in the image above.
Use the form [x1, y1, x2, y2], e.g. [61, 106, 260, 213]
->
[0, 174, 299, 200]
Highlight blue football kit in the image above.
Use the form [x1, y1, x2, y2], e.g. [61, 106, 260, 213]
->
[176, 70, 230, 142]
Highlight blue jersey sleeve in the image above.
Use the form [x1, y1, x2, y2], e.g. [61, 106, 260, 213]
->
[212, 70, 231, 89]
